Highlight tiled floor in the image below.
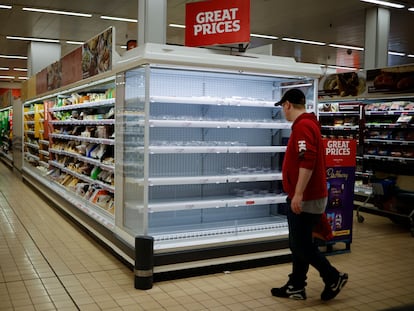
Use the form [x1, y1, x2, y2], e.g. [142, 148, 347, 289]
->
[1, 161, 414, 311]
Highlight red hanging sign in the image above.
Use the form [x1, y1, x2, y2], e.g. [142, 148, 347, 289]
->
[185, 0, 250, 47]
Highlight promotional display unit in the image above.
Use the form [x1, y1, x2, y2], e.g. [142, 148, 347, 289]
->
[324, 138, 357, 250]
[19, 43, 322, 273]
[318, 66, 414, 236]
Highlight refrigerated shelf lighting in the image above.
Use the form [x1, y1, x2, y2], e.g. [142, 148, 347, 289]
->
[279, 83, 313, 89]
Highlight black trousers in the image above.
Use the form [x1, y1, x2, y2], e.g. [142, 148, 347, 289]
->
[286, 201, 339, 288]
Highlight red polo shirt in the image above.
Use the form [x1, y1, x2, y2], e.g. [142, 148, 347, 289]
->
[282, 112, 328, 201]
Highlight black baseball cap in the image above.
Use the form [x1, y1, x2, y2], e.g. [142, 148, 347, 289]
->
[275, 88, 306, 106]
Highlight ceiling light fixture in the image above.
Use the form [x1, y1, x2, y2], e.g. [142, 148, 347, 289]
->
[169, 23, 186, 28]
[0, 67, 9, 70]
[100, 15, 137, 23]
[251, 34, 278, 40]
[0, 54, 28, 60]
[409, 7, 414, 11]
[22, 7, 92, 17]
[388, 51, 405, 56]
[360, 0, 405, 9]
[0, 4, 12, 9]
[327, 65, 358, 71]
[14, 68, 28, 71]
[18, 77, 28, 80]
[7, 36, 60, 43]
[408, 54, 414, 57]
[329, 43, 364, 51]
[0, 75, 15, 79]
[282, 37, 326, 46]
[66, 41, 84, 45]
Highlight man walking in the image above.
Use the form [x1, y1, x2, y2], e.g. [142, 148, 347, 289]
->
[271, 88, 348, 301]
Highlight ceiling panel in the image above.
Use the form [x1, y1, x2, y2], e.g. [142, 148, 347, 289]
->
[1, 0, 414, 83]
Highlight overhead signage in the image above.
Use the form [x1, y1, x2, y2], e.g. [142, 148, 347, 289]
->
[185, 0, 250, 47]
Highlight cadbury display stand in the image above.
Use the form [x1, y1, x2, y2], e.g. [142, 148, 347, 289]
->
[322, 138, 357, 253]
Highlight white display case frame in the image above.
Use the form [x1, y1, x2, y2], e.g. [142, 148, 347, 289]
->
[19, 43, 322, 272]
[112, 44, 321, 269]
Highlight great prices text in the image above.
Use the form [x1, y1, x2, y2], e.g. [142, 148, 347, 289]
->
[325, 140, 351, 156]
[193, 8, 241, 36]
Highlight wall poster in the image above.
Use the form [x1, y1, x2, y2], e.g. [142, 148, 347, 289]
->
[366, 64, 414, 94]
[318, 71, 367, 100]
[82, 27, 113, 79]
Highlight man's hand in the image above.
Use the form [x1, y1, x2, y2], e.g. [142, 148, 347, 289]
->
[291, 193, 303, 214]
[291, 167, 313, 214]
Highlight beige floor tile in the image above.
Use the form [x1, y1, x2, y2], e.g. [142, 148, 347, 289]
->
[1, 161, 414, 311]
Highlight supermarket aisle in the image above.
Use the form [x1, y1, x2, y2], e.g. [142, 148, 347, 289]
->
[1, 161, 414, 311]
